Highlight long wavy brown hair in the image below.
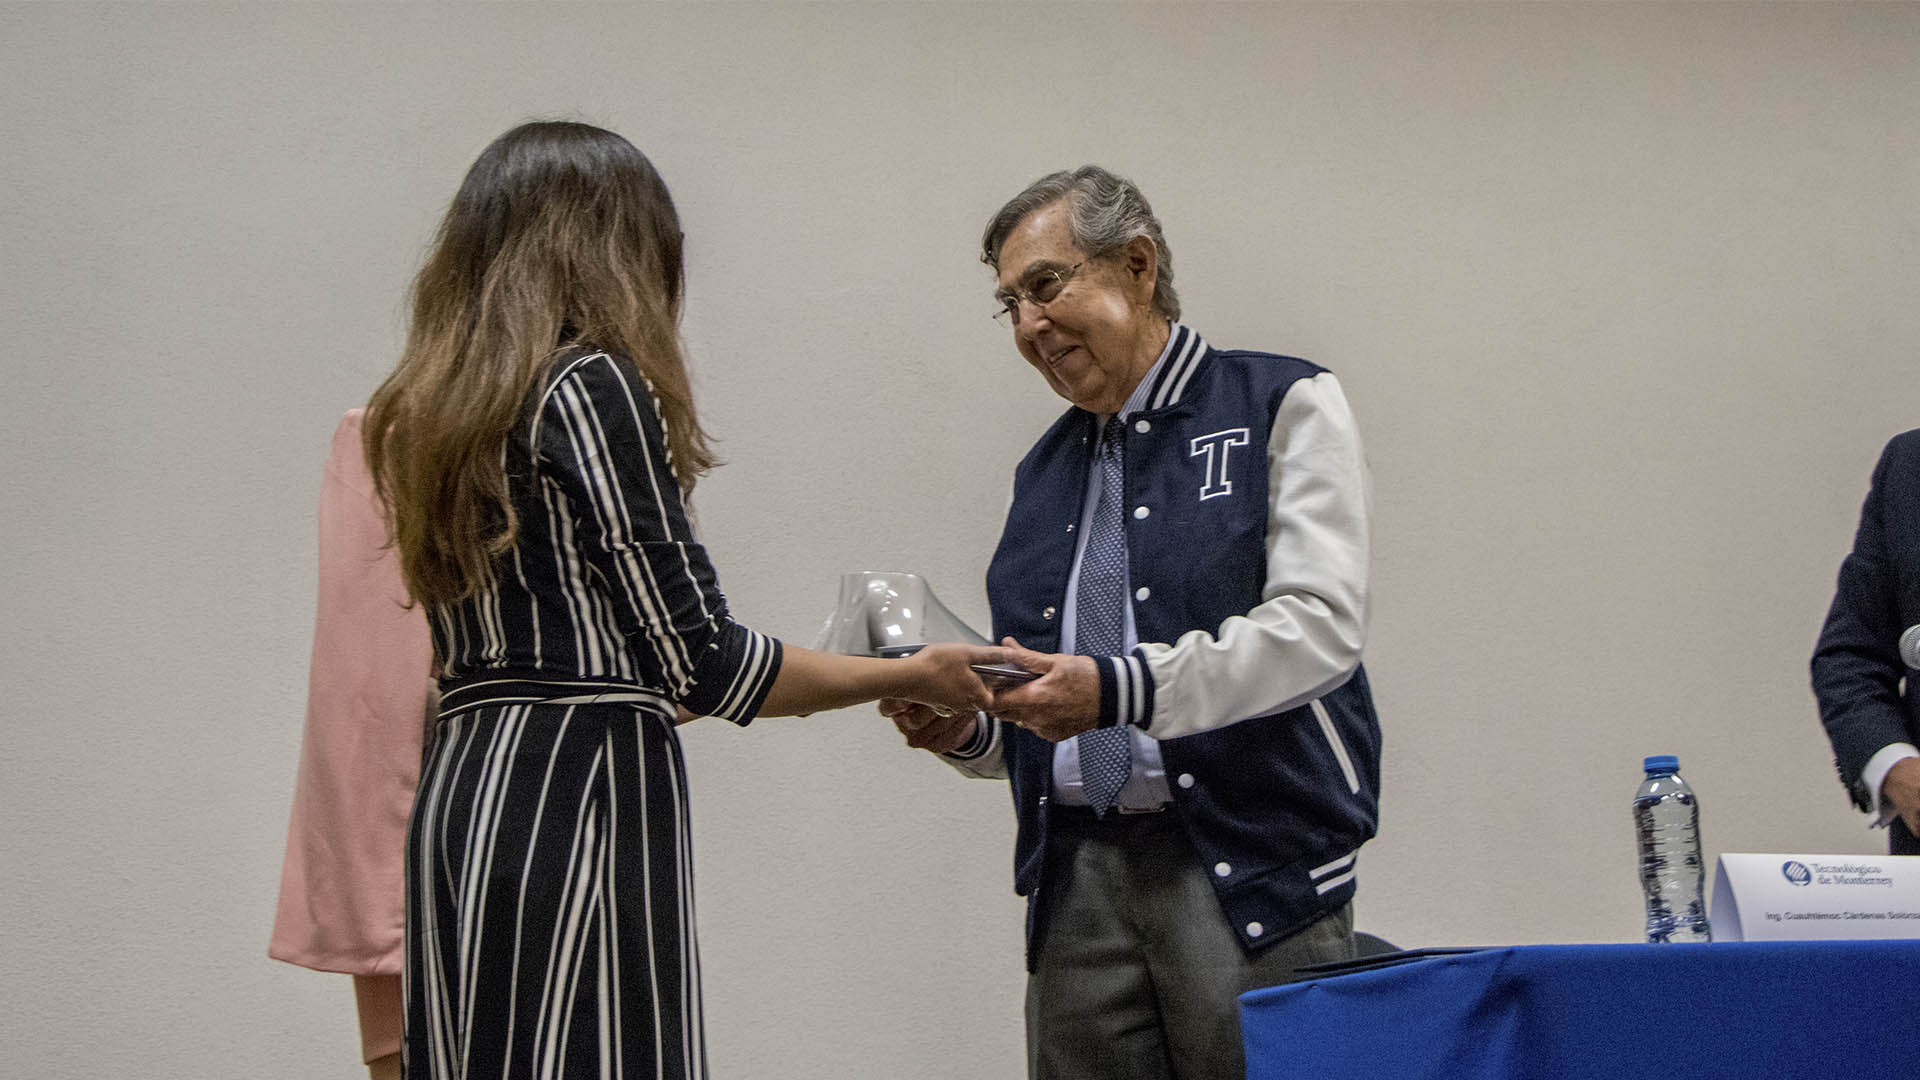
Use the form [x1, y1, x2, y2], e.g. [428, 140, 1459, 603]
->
[364, 121, 714, 607]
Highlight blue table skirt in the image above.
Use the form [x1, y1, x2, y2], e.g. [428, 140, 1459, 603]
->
[1241, 940, 1920, 1080]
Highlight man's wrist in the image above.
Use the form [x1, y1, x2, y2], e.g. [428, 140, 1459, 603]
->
[945, 712, 993, 760]
[1863, 743, 1920, 825]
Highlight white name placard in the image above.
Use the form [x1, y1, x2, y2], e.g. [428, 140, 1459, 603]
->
[1711, 853, 1920, 941]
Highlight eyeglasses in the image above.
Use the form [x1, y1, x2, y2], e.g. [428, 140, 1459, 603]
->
[993, 261, 1086, 325]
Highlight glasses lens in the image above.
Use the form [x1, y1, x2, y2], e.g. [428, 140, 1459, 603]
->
[1029, 269, 1066, 304]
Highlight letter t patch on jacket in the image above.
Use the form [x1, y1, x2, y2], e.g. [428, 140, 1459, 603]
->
[1189, 428, 1250, 501]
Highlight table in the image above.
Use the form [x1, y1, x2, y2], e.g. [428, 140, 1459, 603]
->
[1240, 940, 1920, 1080]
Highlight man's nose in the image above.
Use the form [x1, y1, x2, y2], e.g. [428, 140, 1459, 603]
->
[1013, 297, 1051, 335]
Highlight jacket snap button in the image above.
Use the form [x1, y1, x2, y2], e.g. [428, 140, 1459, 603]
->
[1042, 606, 1056, 620]
[1133, 506, 1150, 520]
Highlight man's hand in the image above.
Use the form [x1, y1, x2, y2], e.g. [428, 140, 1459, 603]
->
[1883, 756, 1920, 836]
[879, 697, 979, 754]
[988, 638, 1102, 742]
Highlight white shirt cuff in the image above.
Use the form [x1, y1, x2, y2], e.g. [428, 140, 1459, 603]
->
[1862, 743, 1920, 827]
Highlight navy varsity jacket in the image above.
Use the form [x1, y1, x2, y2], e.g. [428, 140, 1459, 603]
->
[981, 326, 1383, 966]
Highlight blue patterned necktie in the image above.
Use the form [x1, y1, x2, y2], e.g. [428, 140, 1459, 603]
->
[1076, 415, 1132, 816]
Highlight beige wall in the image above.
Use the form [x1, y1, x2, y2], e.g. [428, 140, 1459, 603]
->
[4, 3, 1917, 1077]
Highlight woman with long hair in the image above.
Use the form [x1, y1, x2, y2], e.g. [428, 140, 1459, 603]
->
[363, 121, 1000, 1079]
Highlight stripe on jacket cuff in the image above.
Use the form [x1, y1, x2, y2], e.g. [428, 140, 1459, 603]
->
[944, 713, 996, 760]
[1095, 654, 1154, 730]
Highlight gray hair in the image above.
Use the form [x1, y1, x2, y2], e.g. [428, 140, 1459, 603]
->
[981, 165, 1180, 322]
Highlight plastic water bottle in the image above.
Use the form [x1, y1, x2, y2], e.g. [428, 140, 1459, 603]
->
[1633, 755, 1711, 943]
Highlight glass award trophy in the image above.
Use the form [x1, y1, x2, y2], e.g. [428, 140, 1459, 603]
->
[814, 570, 1035, 683]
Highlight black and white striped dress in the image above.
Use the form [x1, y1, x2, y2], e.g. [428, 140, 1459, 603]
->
[403, 348, 782, 1080]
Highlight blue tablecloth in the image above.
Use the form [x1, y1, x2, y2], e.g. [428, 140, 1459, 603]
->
[1241, 940, 1920, 1080]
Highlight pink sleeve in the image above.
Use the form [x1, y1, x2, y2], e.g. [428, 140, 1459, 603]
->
[269, 410, 433, 976]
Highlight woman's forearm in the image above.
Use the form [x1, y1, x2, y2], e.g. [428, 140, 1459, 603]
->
[754, 642, 1001, 719]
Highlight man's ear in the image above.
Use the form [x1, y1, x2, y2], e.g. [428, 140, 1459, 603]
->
[1122, 234, 1158, 298]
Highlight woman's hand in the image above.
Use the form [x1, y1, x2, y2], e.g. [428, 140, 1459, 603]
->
[897, 642, 1006, 716]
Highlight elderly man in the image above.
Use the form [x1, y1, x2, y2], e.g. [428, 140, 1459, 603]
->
[885, 166, 1383, 1079]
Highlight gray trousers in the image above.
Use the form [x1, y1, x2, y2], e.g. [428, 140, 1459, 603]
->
[1026, 810, 1354, 1080]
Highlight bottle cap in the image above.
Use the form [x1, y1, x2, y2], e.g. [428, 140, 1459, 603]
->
[1643, 754, 1680, 774]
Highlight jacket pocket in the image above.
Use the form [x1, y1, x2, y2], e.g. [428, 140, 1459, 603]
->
[1311, 697, 1361, 794]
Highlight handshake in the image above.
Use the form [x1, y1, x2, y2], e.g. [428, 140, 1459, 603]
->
[878, 638, 1100, 748]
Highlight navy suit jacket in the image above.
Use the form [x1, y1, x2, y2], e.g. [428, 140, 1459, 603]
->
[1812, 428, 1920, 854]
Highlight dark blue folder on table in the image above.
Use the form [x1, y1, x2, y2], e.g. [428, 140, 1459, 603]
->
[1241, 940, 1920, 1080]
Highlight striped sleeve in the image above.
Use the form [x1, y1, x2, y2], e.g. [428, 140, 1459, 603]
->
[533, 353, 781, 724]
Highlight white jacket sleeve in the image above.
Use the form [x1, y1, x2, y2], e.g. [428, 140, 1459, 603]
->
[1137, 372, 1371, 739]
